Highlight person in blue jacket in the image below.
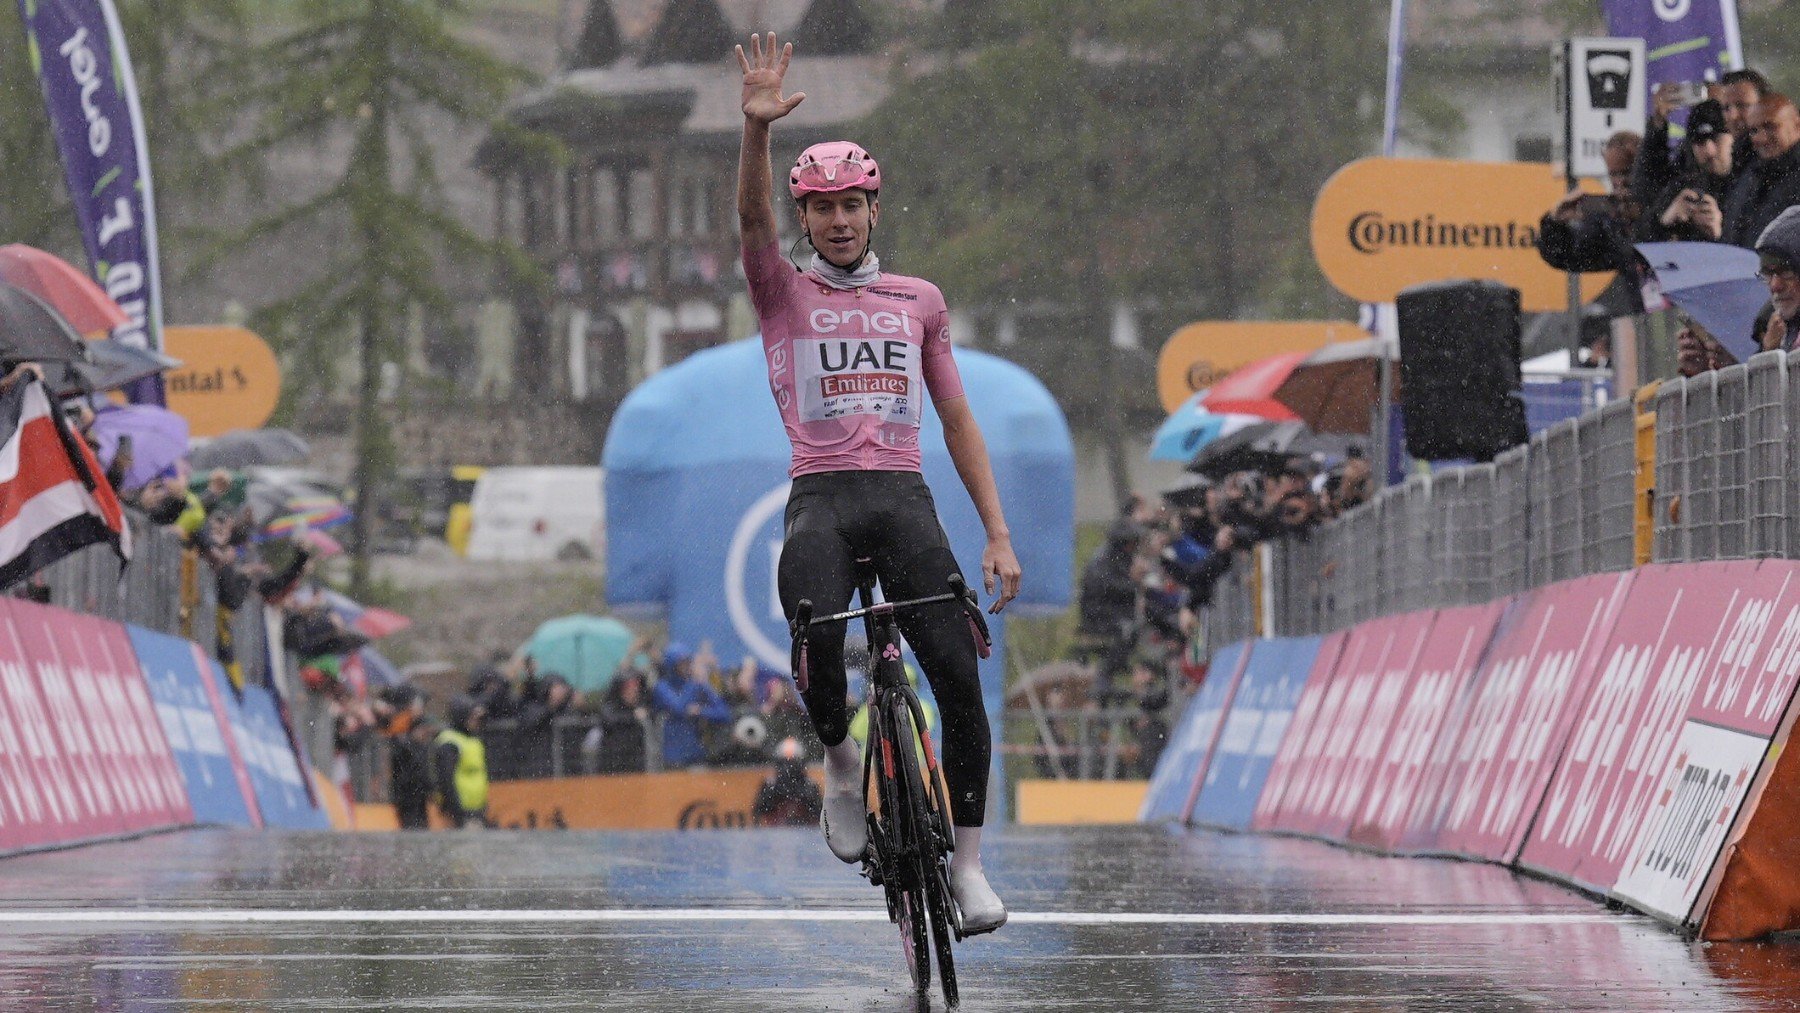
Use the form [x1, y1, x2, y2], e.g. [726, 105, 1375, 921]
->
[651, 643, 733, 767]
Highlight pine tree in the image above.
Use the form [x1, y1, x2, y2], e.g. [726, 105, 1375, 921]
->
[225, 0, 532, 593]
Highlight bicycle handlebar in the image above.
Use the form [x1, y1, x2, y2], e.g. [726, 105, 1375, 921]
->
[789, 576, 992, 668]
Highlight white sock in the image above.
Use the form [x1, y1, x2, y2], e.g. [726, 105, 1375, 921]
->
[952, 824, 983, 873]
[824, 738, 860, 795]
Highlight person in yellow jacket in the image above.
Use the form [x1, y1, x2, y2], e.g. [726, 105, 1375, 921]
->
[434, 694, 490, 828]
[848, 661, 938, 773]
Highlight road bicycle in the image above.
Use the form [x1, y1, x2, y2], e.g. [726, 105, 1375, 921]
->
[790, 567, 991, 1007]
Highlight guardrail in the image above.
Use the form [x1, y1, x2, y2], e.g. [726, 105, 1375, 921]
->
[1213, 349, 1800, 639]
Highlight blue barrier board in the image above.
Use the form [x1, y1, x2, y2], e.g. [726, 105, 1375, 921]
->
[233, 685, 329, 830]
[1192, 635, 1325, 831]
[1140, 640, 1250, 823]
[128, 626, 258, 828]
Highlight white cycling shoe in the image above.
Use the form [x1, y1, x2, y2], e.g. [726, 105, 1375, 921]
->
[821, 791, 868, 862]
[950, 864, 1007, 935]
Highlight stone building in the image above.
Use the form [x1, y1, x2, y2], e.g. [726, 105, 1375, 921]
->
[476, 0, 925, 424]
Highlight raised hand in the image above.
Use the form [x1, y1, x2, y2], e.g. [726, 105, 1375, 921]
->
[737, 33, 804, 124]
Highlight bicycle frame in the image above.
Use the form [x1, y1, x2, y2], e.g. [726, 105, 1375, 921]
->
[788, 570, 991, 1005]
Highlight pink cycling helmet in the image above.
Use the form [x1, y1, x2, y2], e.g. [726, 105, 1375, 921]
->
[789, 141, 881, 199]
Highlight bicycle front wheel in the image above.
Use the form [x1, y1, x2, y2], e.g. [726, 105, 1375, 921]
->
[891, 692, 956, 1005]
[880, 697, 931, 994]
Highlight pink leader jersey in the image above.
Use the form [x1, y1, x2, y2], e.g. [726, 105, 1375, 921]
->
[743, 239, 965, 477]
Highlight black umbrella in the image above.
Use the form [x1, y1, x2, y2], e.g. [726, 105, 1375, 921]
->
[190, 429, 311, 470]
[41, 340, 180, 396]
[0, 283, 91, 364]
[1188, 421, 1365, 478]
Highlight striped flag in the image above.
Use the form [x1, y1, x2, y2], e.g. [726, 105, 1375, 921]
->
[0, 379, 131, 588]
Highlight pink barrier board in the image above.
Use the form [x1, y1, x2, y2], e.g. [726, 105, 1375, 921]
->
[1521, 562, 1765, 892]
[1258, 618, 1422, 837]
[1351, 601, 1507, 851]
[0, 599, 191, 852]
[1421, 572, 1633, 861]
[1250, 632, 1346, 831]
[1312, 610, 1434, 840]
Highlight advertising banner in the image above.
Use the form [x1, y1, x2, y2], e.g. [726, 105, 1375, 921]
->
[1311, 159, 1614, 313]
[129, 626, 259, 829]
[1192, 635, 1324, 832]
[160, 327, 282, 438]
[1260, 617, 1409, 837]
[1250, 632, 1347, 831]
[1521, 562, 1764, 892]
[1139, 640, 1249, 823]
[0, 599, 190, 853]
[1155, 321, 1361, 414]
[1350, 601, 1507, 850]
[1601, 0, 1743, 106]
[1612, 561, 1800, 928]
[231, 685, 328, 830]
[1424, 573, 1633, 860]
[16, 0, 165, 402]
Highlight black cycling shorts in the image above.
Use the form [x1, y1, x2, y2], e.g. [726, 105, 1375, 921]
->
[777, 470, 991, 827]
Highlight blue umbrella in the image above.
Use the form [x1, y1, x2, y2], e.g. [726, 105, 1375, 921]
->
[523, 614, 634, 694]
[1637, 241, 1768, 362]
[1149, 390, 1261, 462]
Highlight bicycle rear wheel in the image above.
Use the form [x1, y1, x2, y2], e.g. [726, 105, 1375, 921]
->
[892, 693, 956, 1006]
[879, 697, 931, 994]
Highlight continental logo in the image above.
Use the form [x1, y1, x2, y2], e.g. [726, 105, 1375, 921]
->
[1346, 212, 1541, 255]
[1310, 157, 1613, 312]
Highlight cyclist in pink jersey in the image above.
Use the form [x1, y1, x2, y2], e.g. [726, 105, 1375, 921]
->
[737, 33, 1019, 933]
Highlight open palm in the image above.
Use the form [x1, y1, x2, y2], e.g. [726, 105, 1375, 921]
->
[737, 33, 804, 123]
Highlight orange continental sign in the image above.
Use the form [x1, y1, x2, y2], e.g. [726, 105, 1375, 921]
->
[1312, 158, 1614, 313]
[160, 326, 282, 438]
[476, 767, 820, 831]
[1157, 321, 1362, 414]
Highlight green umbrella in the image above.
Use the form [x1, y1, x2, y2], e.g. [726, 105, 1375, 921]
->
[523, 614, 634, 694]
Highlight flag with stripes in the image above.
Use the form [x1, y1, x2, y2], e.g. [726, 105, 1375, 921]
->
[0, 379, 131, 588]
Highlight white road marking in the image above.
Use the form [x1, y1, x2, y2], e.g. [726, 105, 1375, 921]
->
[0, 909, 1621, 927]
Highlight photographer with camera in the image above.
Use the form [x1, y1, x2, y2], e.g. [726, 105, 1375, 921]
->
[1642, 100, 1736, 243]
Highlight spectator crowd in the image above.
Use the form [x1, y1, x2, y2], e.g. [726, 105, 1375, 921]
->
[1069, 454, 1376, 775]
[1533, 68, 1800, 373]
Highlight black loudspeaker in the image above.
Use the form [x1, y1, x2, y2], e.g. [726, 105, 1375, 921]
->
[1396, 280, 1529, 462]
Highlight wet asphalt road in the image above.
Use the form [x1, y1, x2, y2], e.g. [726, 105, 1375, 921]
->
[0, 824, 1796, 1011]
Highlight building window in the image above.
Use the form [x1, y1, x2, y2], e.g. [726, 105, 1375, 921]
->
[594, 169, 619, 243]
[565, 166, 584, 246]
[691, 181, 712, 237]
[628, 168, 656, 240]
[669, 180, 688, 238]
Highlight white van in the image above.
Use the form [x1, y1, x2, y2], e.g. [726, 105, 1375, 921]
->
[465, 467, 604, 562]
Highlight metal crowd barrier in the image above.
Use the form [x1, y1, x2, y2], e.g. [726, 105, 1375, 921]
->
[36, 511, 272, 685]
[1199, 351, 1800, 647]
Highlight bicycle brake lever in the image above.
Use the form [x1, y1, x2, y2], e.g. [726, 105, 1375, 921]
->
[947, 575, 992, 659]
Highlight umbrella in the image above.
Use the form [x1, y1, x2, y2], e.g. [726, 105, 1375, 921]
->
[1273, 338, 1398, 436]
[0, 283, 91, 364]
[86, 403, 190, 490]
[1203, 340, 1397, 437]
[190, 428, 311, 471]
[1148, 389, 1263, 462]
[42, 340, 181, 397]
[257, 496, 353, 542]
[303, 586, 411, 639]
[0, 244, 127, 335]
[1004, 660, 1094, 708]
[1636, 241, 1766, 362]
[1200, 352, 1308, 422]
[1188, 420, 1365, 478]
[523, 614, 634, 693]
